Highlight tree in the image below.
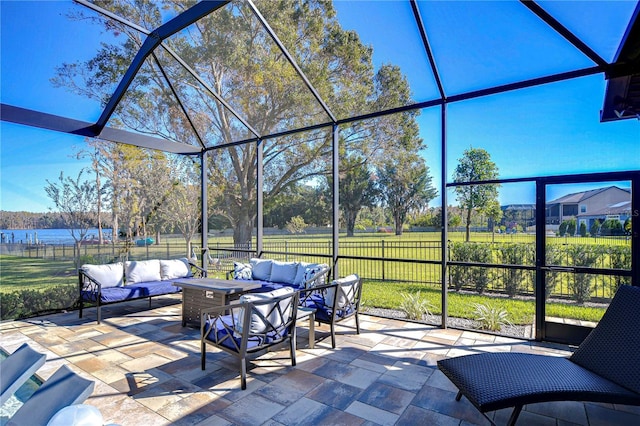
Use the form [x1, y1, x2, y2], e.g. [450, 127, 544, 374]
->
[54, 1, 418, 248]
[483, 200, 503, 242]
[579, 222, 587, 237]
[453, 147, 500, 242]
[334, 154, 378, 237]
[590, 219, 601, 237]
[285, 216, 307, 234]
[44, 170, 99, 266]
[376, 152, 437, 235]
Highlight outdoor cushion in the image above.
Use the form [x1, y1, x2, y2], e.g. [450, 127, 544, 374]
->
[301, 263, 328, 288]
[204, 314, 288, 352]
[82, 281, 180, 303]
[233, 262, 253, 280]
[326, 274, 359, 308]
[125, 259, 161, 284]
[237, 286, 295, 335]
[270, 260, 299, 285]
[81, 263, 124, 288]
[160, 258, 191, 280]
[250, 258, 272, 281]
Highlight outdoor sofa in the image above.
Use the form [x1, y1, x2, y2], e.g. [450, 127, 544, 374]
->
[228, 258, 330, 292]
[79, 258, 206, 323]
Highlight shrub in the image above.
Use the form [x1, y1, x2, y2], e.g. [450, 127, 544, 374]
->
[497, 243, 534, 297]
[608, 246, 632, 292]
[472, 303, 511, 331]
[590, 219, 601, 237]
[558, 221, 568, 236]
[0, 285, 77, 321]
[567, 245, 602, 303]
[600, 219, 624, 236]
[449, 242, 492, 294]
[579, 222, 587, 237]
[399, 292, 433, 320]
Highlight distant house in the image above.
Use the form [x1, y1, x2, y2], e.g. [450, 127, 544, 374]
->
[501, 204, 536, 230]
[545, 186, 631, 227]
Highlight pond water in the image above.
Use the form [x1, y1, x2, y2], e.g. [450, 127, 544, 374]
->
[0, 228, 113, 245]
[0, 350, 42, 425]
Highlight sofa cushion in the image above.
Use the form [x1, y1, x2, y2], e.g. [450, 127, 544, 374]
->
[125, 259, 161, 284]
[326, 274, 360, 309]
[270, 261, 299, 285]
[160, 258, 191, 280]
[237, 287, 295, 336]
[233, 262, 253, 280]
[85, 280, 180, 303]
[82, 263, 124, 288]
[302, 263, 328, 289]
[250, 258, 273, 281]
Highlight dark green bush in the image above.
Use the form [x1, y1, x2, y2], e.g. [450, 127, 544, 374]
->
[497, 243, 535, 297]
[0, 285, 77, 321]
[449, 242, 492, 294]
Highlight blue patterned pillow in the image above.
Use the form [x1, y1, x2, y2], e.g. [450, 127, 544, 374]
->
[303, 264, 327, 289]
[233, 262, 252, 280]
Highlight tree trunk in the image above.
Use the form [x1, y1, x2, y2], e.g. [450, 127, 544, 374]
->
[346, 210, 357, 237]
[395, 212, 403, 236]
[466, 208, 472, 242]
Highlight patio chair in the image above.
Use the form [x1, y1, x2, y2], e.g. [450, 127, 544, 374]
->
[201, 287, 299, 390]
[0, 343, 46, 406]
[299, 274, 362, 348]
[437, 285, 640, 426]
[7, 364, 95, 426]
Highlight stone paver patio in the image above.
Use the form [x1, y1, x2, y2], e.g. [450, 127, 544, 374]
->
[2, 295, 639, 425]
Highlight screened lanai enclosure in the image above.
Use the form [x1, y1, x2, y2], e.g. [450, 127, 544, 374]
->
[1, 0, 639, 344]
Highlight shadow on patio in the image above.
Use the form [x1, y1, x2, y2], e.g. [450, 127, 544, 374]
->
[2, 296, 639, 426]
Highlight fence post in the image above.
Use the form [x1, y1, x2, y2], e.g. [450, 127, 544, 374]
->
[167, 242, 170, 259]
[381, 240, 385, 281]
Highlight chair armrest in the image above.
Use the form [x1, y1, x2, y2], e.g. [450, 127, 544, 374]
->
[301, 264, 331, 289]
[78, 269, 102, 294]
[188, 261, 208, 278]
[226, 269, 234, 280]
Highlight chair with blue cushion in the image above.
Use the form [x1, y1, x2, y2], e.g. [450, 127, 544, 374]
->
[200, 287, 299, 390]
[299, 274, 362, 348]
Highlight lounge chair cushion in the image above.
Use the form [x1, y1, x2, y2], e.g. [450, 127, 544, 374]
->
[160, 258, 192, 280]
[237, 287, 295, 335]
[0, 343, 46, 406]
[81, 263, 124, 288]
[82, 281, 181, 303]
[326, 274, 359, 309]
[7, 365, 94, 426]
[250, 258, 272, 281]
[125, 259, 161, 284]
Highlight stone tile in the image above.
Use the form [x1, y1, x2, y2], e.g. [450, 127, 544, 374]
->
[311, 360, 381, 389]
[306, 379, 363, 410]
[219, 393, 286, 426]
[345, 400, 399, 426]
[134, 377, 201, 411]
[376, 361, 433, 392]
[272, 397, 336, 426]
[396, 405, 460, 426]
[120, 353, 172, 372]
[255, 369, 325, 404]
[584, 401, 640, 426]
[157, 391, 232, 426]
[525, 400, 588, 425]
[411, 384, 491, 425]
[357, 382, 415, 415]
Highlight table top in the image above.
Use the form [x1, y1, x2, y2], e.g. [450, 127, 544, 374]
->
[172, 277, 262, 293]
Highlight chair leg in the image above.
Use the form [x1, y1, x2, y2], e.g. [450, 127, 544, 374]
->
[355, 312, 360, 334]
[455, 390, 463, 401]
[201, 342, 206, 370]
[290, 337, 297, 367]
[240, 358, 247, 390]
[507, 405, 523, 426]
[330, 323, 336, 348]
[97, 300, 101, 324]
[79, 299, 83, 319]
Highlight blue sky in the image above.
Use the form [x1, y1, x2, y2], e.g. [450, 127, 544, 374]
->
[1, 0, 639, 213]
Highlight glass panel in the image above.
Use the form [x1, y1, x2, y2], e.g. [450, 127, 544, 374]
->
[447, 76, 640, 180]
[165, 1, 331, 140]
[537, 0, 638, 62]
[1, 1, 134, 122]
[416, 1, 594, 95]
[207, 143, 258, 259]
[329, 1, 440, 118]
[263, 128, 333, 261]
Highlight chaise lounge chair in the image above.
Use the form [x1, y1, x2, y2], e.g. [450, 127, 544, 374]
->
[0, 343, 46, 406]
[437, 284, 640, 426]
[8, 364, 95, 426]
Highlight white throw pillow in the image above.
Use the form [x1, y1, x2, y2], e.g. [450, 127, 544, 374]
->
[125, 259, 161, 284]
[293, 262, 312, 286]
[326, 274, 360, 309]
[270, 261, 299, 285]
[236, 287, 295, 335]
[82, 263, 124, 288]
[250, 258, 273, 281]
[160, 258, 191, 280]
